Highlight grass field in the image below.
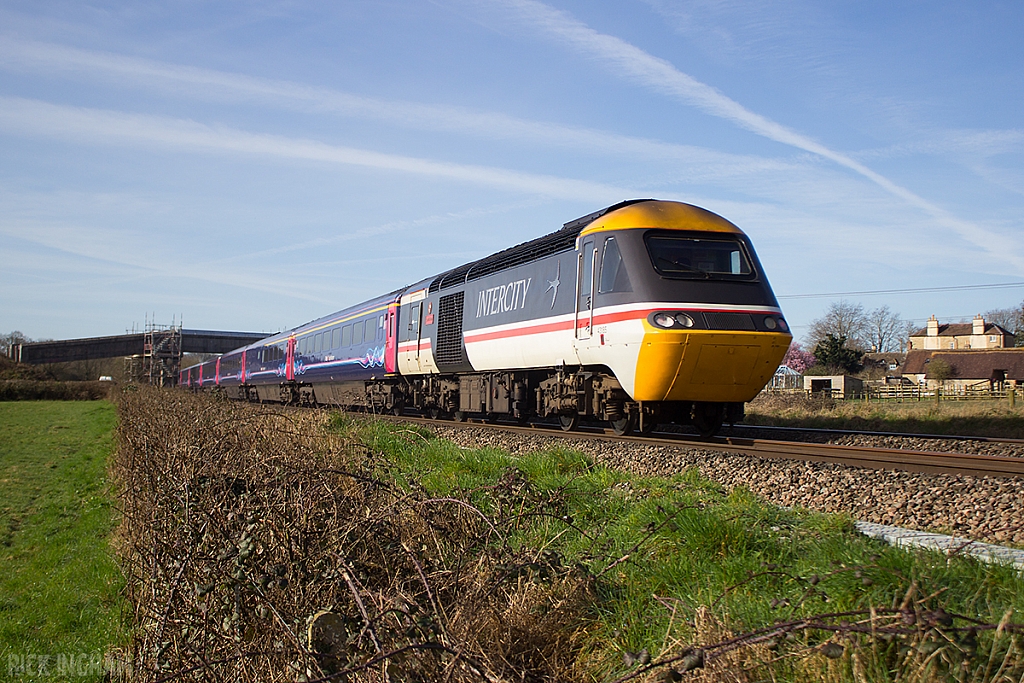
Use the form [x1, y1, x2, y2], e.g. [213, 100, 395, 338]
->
[747, 393, 1024, 438]
[0, 401, 124, 681]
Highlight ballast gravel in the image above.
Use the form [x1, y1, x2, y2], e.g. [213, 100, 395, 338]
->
[430, 424, 1024, 547]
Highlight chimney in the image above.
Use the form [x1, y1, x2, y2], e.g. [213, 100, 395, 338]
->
[927, 315, 939, 337]
[973, 314, 985, 335]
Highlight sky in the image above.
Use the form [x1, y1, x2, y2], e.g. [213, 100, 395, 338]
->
[1, 0, 1023, 346]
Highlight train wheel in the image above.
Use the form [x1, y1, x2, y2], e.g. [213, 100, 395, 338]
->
[453, 411, 467, 422]
[609, 414, 635, 436]
[693, 402, 725, 438]
[558, 414, 579, 432]
[638, 417, 656, 436]
[427, 407, 441, 420]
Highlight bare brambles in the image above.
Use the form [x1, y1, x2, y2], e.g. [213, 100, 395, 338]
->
[112, 389, 593, 681]
[111, 389, 1024, 682]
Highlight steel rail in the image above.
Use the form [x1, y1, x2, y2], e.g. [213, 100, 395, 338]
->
[722, 423, 1024, 446]
[386, 415, 1024, 480]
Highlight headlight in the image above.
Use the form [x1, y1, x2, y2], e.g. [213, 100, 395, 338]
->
[653, 313, 676, 328]
[675, 313, 694, 328]
[764, 316, 777, 330]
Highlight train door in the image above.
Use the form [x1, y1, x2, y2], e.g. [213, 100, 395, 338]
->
[385, 303, 398, 374]
[241, 350, 247, 384]
[198, 364, 203, 386]
[411, 300, 425, 371]
[286, 336, 296, 381]
[575, 238, 597, 341]
[215, 358, 221, 386]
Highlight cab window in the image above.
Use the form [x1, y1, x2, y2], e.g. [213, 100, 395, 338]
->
[645, 232, 754, 279]
[599, 237, 631, 293]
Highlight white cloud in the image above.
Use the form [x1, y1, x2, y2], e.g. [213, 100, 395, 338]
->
[2, 39, 936, 221]
[0, 40, 707, 159]
[0, 96, 636, 201]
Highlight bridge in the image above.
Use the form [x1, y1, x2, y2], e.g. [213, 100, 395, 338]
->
[8, 329, 267, 364]
[7, 328, 270, 385]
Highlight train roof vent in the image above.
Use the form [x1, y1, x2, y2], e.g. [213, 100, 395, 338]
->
[464, 229, 576, 284]
[432, 199, 655, 291]
[560, 198, 654, 231]
[431, 261, 478, 292]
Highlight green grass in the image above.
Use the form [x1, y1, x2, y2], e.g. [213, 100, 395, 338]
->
[746, 393, 1024, 438]
[338, 414, 1024, 680]
[0, 402, 124, 681]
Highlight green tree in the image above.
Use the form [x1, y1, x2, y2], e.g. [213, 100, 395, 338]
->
[926, 358, 955, 381]
[812, 334, 863, 374]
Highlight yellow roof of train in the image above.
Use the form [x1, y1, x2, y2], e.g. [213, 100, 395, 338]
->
[579, 200, 744, 237]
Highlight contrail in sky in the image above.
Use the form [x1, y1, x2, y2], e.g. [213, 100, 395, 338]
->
[489, 0, 1024, 270]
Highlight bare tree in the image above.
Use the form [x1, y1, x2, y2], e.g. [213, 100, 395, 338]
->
[865, 305, 904, 353]
[0, 331, 29, 358]
[901, 319, 920, 352]
[984, 301, 1024, 345]
[806, 300, 869, 351]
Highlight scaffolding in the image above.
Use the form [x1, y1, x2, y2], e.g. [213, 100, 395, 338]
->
[123, 321, 182, 386]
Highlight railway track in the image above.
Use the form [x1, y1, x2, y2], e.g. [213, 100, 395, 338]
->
[721, 422, 1024, 445]
[390, 415, 1024, 479]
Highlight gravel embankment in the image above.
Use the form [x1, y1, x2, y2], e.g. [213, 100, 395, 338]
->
[431, 425, 1024, 547]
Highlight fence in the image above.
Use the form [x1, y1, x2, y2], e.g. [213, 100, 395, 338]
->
[762, 383, 1023, 404]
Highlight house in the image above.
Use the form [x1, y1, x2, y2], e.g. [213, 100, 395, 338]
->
[902, 349, 1024, 389]
[861, 352, 906, 377]
[907, 315, 1013, 350]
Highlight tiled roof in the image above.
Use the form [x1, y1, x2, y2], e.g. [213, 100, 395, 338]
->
[909, 322, 1012, 338]
[903, 349, 1024, 380]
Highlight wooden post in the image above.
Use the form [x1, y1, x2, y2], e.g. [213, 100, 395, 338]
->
[1010, 386, 1017, 409]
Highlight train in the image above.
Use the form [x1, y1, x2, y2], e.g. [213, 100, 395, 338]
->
[179, 199, 792, 436]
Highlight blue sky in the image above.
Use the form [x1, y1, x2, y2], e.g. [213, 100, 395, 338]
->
[2, 0, 1022, 344]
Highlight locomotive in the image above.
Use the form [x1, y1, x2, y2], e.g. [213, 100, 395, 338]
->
[180, 199, 792, 436]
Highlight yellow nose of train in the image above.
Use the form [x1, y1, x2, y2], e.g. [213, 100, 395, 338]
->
[634, 324, 791, 402]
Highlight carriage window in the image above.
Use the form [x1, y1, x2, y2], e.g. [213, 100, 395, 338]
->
[298, 337, 307, 355]
[353, 321, 364, 346]
[599, 237, 631, 293]
[409, 304, 420, 333]
[313, 334, 321, 354]
[645, 233, 754, 279]
[262, 345, 284, 364]
[378, 315, 385, 341]
[342, 325, 352, 347]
